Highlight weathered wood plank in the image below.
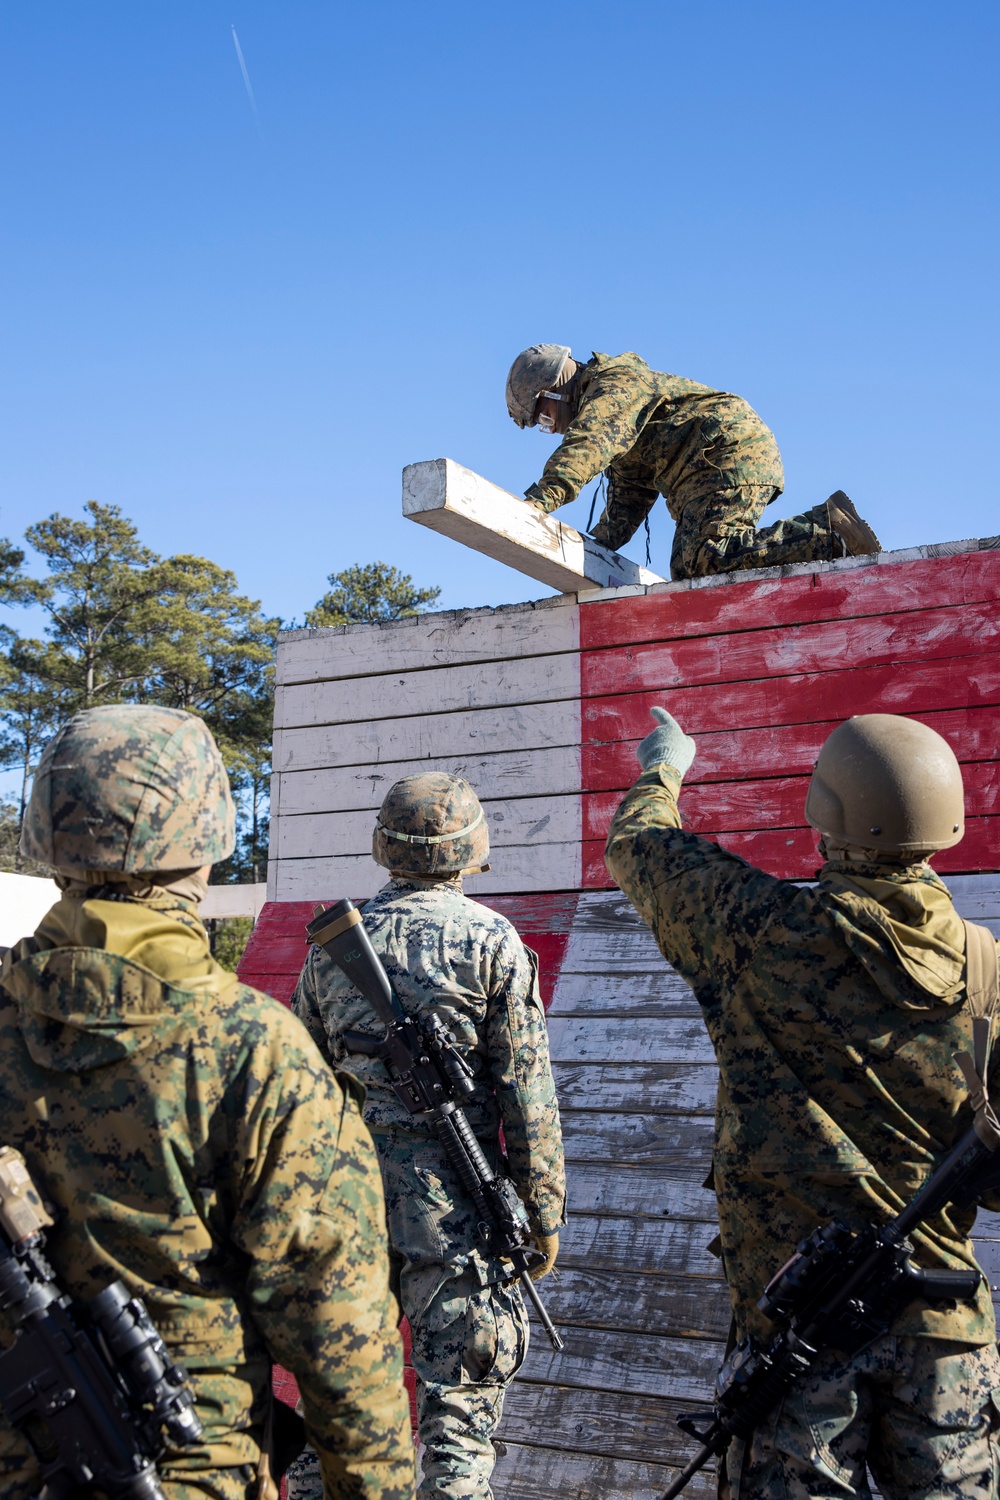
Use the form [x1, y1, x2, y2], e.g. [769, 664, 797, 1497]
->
[533, 1267, 730, 1340]
[581, 651, 1000, 744]
[561, 1112, 715, 1166]
[402, 457, 663, 593]
[584, 818, 1000, 887]
[276, 650, 579, 732]
[516, 1317, 724, 1401]
[498, 1386, 725, 1474]
[276, 793, 580, 860]
[276, 745, 582, 815]
[560, 1213, 720, 1274]
[273, 697, 580, 774]
[948, 874, 1000, 921]
[585, 706, 1000, 791]
[277, 597, 578, 686]
[564, 1162, 718, 1221]
[586, 761, 1000, 842]
[552, 1061, 716, 1114]
[549, 971, 699, 1017]
[583, 600, 1000, 699]
[548, 1017, 713, 1065]
[268, 840, 582, 901]
[578, 549, 1000, 651]
[491, 1439, 718, 1500]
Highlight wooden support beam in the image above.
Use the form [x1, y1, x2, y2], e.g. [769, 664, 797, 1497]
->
[402, 457, 664, 594]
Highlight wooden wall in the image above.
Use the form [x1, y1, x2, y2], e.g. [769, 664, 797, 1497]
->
[246, 532, 1000, 1499]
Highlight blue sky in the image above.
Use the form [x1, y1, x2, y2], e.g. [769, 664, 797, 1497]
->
[1, 2, 997, 628]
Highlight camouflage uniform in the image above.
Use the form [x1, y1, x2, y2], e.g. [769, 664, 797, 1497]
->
[0, 705, 415, 1500]
[292, 878, 566, 1500]
[525, 351, 839, 580]
[605, 764, 1000, 1497]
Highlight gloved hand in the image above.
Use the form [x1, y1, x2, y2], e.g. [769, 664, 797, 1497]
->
[528, 1231, 558, 1281]
[637, 707, 696, 776]
[523, 482, 550, 512]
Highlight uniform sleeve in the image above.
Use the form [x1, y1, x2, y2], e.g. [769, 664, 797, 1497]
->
[291, 948, 337, 1064]
[229, 1022, 414, 1500]
[529, 365, 661, 513]
[604, 765, 792, 1003]
[485, 931, 566, 1235]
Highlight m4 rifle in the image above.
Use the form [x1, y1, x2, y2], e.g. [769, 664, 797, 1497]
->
[0, 1147, 203, 1500]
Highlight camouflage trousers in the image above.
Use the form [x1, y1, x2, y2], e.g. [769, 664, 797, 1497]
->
[725, 1336, 1000, 1499]
[288, 1129, 528, 1500]
[669, 487, 840, 580]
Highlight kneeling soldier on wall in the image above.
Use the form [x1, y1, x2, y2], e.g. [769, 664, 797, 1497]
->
[0, 705, 414, 1500]
[605, 710, 1000, 1498]
[291, 774, 566, 1500]
[506, 344, 882, 580]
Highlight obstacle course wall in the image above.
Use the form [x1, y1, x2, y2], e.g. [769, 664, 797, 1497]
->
[243, 534, 1000, 1500]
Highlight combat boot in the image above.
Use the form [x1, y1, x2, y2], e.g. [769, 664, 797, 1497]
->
[826, 491, 882, 556]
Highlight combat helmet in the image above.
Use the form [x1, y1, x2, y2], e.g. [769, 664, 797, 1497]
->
[505, 344, 574, 428]
[805, 714, 964, 858]
[373, 773, 490, 878]
[21, 704, 236, 872]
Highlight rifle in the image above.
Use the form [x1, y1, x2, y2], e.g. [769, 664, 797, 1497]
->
[662, 1083, 1000, 1499]
[0, 1146, 203, 1500]
[306, 899, 564, 1351]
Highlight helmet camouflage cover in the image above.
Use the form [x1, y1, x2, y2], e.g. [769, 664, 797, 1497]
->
[805, 713, 965, 857]
[505, 343, 573, 427]
[21, 704, 236, 872]
[373, 773, 490, 877]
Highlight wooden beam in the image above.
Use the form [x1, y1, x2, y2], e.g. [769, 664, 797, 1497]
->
[402, 457, 664, 594]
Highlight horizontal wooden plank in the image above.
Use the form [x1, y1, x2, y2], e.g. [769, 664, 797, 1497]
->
[564, 1161, 718, 1221]
[499, 1386, 726, 1475]
[554, 924, 665, 974]
[586, 817, 1000, 886]
[585, 760, 1000, 842]
[277, 598, 578, 686]
[562, 1111, 715, 1167]
[549, 971, 700, 1017]
[276, 651, 579, 731]
[553, 1061, 716, 1114]
[491, 1439, 718, 1500]
[582, 651, 1000, 743]
[276, 744, 582, 816]
[273, 697, 580, 774]
[276, 793, 580, 860]
[269, 840, 582, 901]
[536, 1266, 730, 1340]
[403, 457, 663, 593]
[561, 1213, 721, 1275]
[584, 706, 1000, 791]
[579, 549, 1000, 651]
[947, 875, 1000, 921]
[515, 1316, 724, 1399]
[548, 1017, 713, 1065]
[582, 600, 1000, 699]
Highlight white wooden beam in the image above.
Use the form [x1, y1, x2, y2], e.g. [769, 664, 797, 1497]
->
[402, 457, 664, 594]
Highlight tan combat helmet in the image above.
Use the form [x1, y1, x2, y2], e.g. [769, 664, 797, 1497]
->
[805, 714, 964, 858]
[373, 773, 490, 878]
[505, 344, 574, 428]
[21, 704, 236, 872]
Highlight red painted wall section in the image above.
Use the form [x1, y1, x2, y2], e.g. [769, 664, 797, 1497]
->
[579, 550, 1000, 887]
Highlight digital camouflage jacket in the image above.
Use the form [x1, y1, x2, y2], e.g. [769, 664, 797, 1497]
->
[292, 880, 566, 1237]
[605, 765, 1000, 1347]
[0, 891, 414, 1500]
[526, 351, 785, 550]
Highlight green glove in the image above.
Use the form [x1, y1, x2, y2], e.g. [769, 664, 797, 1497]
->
[523, 482, 551, 512]
[637, 707, 696, 776]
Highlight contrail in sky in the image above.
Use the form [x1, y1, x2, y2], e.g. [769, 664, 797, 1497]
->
[231, 25, 261, 136]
